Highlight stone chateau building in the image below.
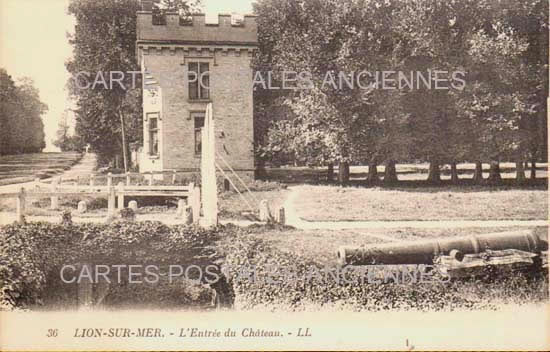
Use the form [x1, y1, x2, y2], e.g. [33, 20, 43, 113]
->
[136, 1, 257, 178]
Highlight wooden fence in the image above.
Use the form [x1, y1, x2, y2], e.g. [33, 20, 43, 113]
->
[0, 180, 200, 224]
[39, 169, 184, 188]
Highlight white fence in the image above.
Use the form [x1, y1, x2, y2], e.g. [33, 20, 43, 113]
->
[38, 169, 183, 188]
[0, 178, 200, 224]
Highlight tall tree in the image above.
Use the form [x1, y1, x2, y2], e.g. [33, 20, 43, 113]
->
[66, 0, 199, 168]
[0, 69, 47, 155]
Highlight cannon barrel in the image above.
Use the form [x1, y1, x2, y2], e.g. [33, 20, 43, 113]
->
[337, 230, 548, 266]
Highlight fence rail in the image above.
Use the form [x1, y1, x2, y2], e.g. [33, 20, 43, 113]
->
[36, 169, 187, 187]
[0, 182, 200, 224]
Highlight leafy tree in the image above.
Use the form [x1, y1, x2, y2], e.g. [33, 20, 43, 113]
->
[0, 69, 47, 155]
[66, 0, 199, 168]
[460, 0, 548, 183]
[53, 111, 85, 152]
[255, 0, 547, 187]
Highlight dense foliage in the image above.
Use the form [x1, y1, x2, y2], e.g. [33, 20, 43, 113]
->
[254, 0, 548, 184]
[1, 222, 547, 311]
[0, 221, 224, 310]
[66, 0, 199, 167]
[220, 226, 549, 311]
[0, 69, 47, 155]
[52, 111, 86, 152]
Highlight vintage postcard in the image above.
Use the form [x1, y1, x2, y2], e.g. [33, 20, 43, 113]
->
[0, 0, 548, 350]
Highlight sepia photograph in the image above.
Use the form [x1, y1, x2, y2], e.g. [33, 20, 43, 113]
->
[0, 0, 548, 350]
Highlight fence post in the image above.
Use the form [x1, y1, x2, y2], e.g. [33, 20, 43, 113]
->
[278, 207, 286, 225]
[107, 172, 112, 188]
[16, 187, 26, 223]
[117, 182, 125, 210]
[51, 178, 59, 210]
[190, 183, 200, 224]
[177, 199, 186, 217]
[172, 170, 177, 184]
[107, 186, 116, 216]
[259, 199, 271, 221]
[148, 172, 154, 186]
[126, 172, 131, 186]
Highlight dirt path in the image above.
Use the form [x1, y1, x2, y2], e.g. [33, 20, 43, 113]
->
[282, 185, 548, 230]
[0, 153, 97, 193]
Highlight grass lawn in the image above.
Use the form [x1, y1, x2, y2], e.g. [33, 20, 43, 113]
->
[0, 152, 83, 185]
[218, 187, 290, 220]
[247, 225, 547, 266]
[219, 224, 548, 311]
[292, 185, 548, 221]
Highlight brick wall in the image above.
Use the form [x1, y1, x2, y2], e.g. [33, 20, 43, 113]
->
[137, 13, 257, 176]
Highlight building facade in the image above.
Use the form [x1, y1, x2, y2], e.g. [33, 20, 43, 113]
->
[136, 2, 257, 178]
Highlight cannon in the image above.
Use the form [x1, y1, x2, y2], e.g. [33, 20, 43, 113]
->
[337, 230, 548, 277]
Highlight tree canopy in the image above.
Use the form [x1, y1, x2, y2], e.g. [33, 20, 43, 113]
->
[0, 69, 47, 155]
[254, 0, 548, 184]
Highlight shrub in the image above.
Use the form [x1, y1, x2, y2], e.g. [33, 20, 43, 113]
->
[217, 226, 549, 312]
[0, 222, 241, 310]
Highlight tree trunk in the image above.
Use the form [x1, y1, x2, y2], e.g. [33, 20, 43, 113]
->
[524, 161, 529, 169]
[427, 161, 441, 184]
[338, 162, 350, 185]
[450, 162, 459, 184]
[255, 159, 267, 179]
[487, 160, 502, 184]
[365, 161, 379, 185]
[383, 160, 398, 185]
[327, 163, 334, 183]
[515, 160, 526, 183]
[530, 158, 537, 180]
[473, 161, 484, 184]
[119, 111, 128, 173]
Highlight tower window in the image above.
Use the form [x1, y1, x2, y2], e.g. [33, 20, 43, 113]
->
[188, 62, 210, 100]
[148, 115, 159, 155]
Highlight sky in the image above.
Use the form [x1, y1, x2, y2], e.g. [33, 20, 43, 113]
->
[0, 0, 254, 152]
